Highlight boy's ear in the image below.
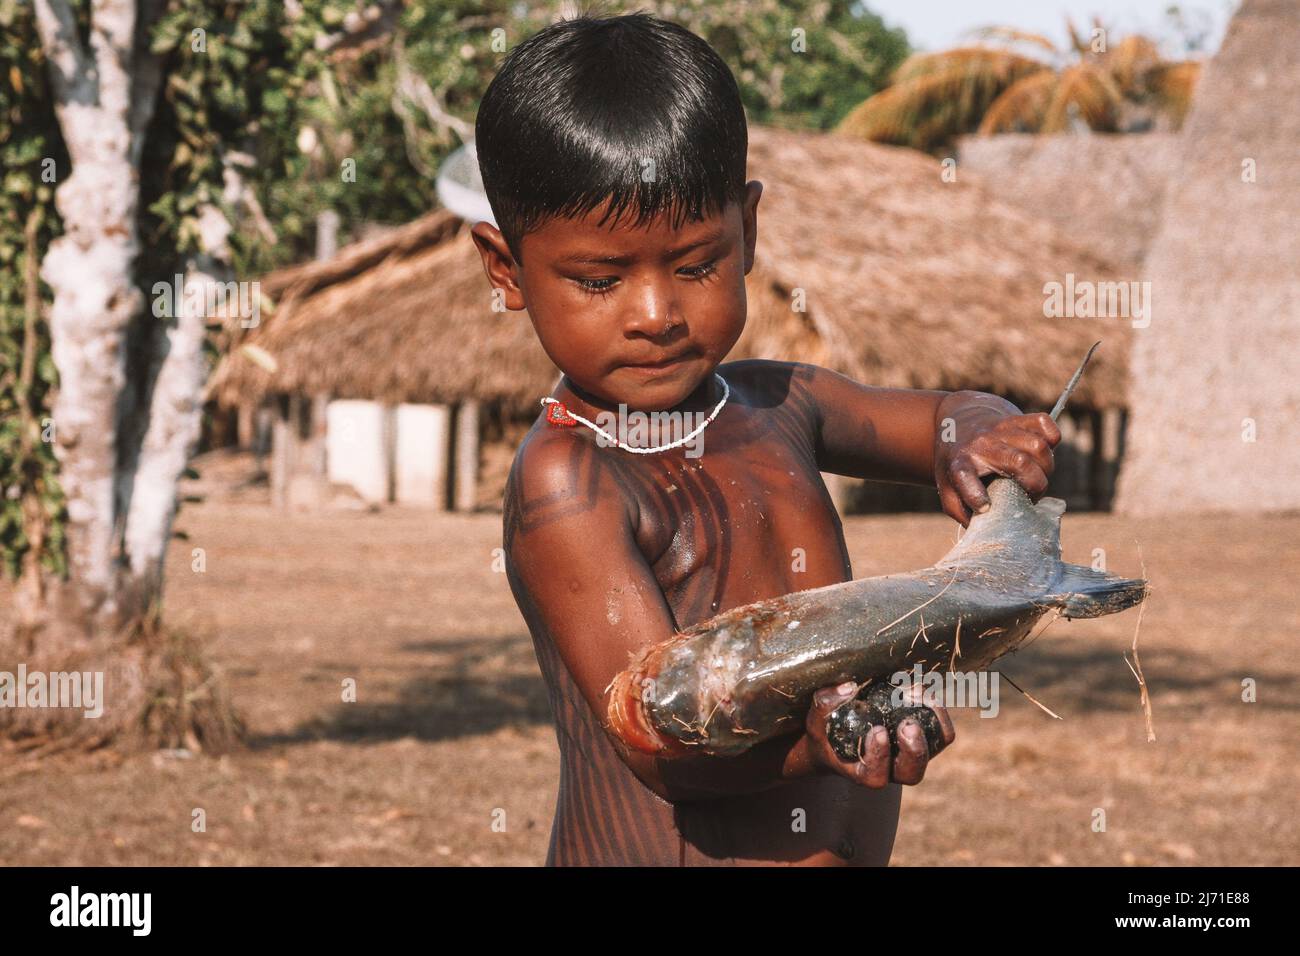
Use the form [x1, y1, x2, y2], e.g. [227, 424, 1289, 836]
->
[470, 222, 526, 311]
[741, 180, 763, 275]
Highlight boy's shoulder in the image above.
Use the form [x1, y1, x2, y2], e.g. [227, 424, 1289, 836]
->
[717, 358, 818, 389]
[503, 411, 634, 540]
[718, 359, 824, 423]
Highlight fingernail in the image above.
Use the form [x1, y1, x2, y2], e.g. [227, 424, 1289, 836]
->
[976, 501, 990, 514]
[836, 682, 855, 695]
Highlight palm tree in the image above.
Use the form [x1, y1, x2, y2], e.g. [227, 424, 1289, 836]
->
[837, 20, 1201, 153]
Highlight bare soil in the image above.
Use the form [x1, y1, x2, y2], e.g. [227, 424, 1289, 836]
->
[2, 452, 1296, 866]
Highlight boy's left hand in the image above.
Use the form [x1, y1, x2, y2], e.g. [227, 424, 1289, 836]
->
[935, 412, 1061, 526]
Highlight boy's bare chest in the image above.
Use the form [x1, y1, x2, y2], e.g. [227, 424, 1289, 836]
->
[624, 431, 853, 629]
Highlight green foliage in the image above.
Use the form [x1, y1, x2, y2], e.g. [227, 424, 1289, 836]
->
[236, 0, 909, 270]
[142, 1, 299, 283]
[0, 0, 910, 581]
[0, 0, 67, 579]
[660, 0, 909, 131]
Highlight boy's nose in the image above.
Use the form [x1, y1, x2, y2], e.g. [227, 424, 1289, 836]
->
[622, 278, 684, 339]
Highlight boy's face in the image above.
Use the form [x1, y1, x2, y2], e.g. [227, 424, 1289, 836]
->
[472, 181, 763, 412]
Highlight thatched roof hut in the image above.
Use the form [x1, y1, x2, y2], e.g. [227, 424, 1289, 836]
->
[957, 132, 1179, 270]
[211, 124, 1130, 416]
[1116, 0, 1300, 515]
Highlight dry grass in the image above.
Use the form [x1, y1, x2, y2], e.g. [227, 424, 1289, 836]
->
[1, 466, 1295, 865]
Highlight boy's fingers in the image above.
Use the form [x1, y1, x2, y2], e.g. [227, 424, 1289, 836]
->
[974, 445, 1049, 499]
[947, 459, 989, 515]
[807, 682, 857, 737]
[855, 726, 891, 789]
[997, 426, 1056, 476]
[938, 478, 972, 526]
[891, 718, 930, 784]
[1026, 412, 1062, 446]
[813, 683, 853, 710]
[932, 704, 957, 747]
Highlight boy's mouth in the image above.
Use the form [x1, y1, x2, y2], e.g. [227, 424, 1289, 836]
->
[621, 348, 698, 375]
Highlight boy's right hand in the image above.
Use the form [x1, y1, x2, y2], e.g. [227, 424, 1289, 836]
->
[803, 682, 956, 788]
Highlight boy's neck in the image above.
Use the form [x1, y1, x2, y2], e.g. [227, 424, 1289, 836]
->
[557, 372, 725, 419]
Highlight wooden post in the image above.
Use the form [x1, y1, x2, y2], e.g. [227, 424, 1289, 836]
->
[237, 402, 255, 450]
[432, 404, 450, 511]
[309, 393, 329, 477]
[1099, 407, 1123, 510]
[453, 400, 480, 512]
[383, 404, 397, 504]
[270, 394, 294, 510]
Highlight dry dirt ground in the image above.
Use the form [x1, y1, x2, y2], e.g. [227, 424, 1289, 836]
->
[2, 454, 1297, 866]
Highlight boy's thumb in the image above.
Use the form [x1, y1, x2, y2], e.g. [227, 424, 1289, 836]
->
[816, 682, 857, 709]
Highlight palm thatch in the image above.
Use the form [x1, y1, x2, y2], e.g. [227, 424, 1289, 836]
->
[957, 133, 1179, 269]
[1116, 0, 1300, 515]
[210, 124, 1130, 414]
[743, 125, 1129, 409]
[838, 25, 1200, 152]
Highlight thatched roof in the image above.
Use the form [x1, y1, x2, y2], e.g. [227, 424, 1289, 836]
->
[211, 124, 1131, 413]
[1116, 0, 1300, 515]
[957, 132, 1179, 269]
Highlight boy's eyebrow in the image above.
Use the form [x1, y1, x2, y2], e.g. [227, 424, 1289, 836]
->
[555, 228, 727, 266]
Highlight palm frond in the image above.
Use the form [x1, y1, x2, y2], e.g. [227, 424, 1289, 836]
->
[1144, 60, 1202, 127]
[841, 49, 1048, 149]
[1104, 34, 1162, 91]
[890, 47, 1046, 85]
[978, 70, 1058, 134]
[967, 26, 1060, 55]
[1040, 64, 1123, 133]
[1065, 17, 1090, 57]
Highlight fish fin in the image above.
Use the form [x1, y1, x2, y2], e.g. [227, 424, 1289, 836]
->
[1048, 563, 1148, 618]
[1034, 496, 1066, 520]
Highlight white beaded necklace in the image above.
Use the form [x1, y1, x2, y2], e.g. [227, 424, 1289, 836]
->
[539, 374, 730, 455]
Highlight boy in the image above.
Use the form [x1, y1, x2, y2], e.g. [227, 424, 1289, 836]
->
[470, 12, 1060, 866]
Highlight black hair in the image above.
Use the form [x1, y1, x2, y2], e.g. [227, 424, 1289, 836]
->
[474, 10, 748, 263]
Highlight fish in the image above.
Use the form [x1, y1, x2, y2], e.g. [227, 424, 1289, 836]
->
[604, 343, 1148, 758]
[605, 476, 1147, 756]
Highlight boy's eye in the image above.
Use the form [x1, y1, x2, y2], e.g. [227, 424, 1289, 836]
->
[679, 259, 719, 279]
[571, 260, 718, 297]
[574, 276, 617, 295]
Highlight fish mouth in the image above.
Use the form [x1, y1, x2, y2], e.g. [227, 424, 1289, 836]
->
[605, 656, 692, 756]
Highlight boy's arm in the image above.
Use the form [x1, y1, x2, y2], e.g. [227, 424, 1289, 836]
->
[504, 432, 933, 802]
[796, 363, 1061, 526]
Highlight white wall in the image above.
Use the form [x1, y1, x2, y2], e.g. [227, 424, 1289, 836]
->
[326, 400, 390, 503]
[394, 403, 451, 507]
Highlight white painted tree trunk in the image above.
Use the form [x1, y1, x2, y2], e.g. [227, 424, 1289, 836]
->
[123, 250, 222, 588]
[34, 0, 215, 631]
[36, 0, 143, 623]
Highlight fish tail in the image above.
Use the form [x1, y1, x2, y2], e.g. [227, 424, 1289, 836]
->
[1047, 562, 1149, 619]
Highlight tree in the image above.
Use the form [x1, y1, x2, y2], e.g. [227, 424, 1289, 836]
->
[2, 0, 911, 746]
[238, 0, 910, 274]
[837, 19, 1201, 153]
[0, 0, 292, 748]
